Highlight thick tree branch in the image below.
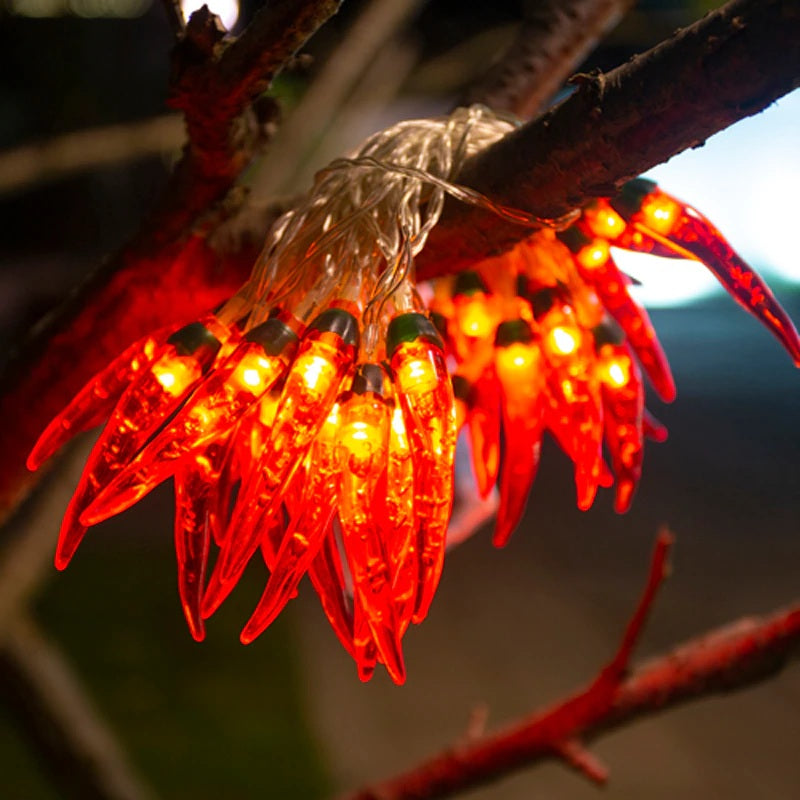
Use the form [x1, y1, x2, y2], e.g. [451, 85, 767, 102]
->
[461, 0, 636, 118]
[417, 0, 800, 277]
[342, 533, 800, 800]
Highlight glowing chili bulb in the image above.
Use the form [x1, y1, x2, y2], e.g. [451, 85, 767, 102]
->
[451, 271, 499, 339]
[241, 402, 342, 644]
[387, 312, 456, 623]
[27, 328, 165, 471]
[612, 178, 800, 365]
[575, 239, 611, 271]
[54, 319, 225, 569]
[306, 528, 356, 660]
[383, 402, 416, 632]
[583, 201, 626, 240]
[173, 438, 229, 642]
[544, 324, 580, 357]
[492, 319, 546, 546]
[81, 317, 299, 526]
[466, 369, 501, 500]
[597, 343, 644, 513]
[335, 364, 405, 684]
[541, 319, 605, 513]
[202, 307, 359, 618]
[563, 226, 676, 402]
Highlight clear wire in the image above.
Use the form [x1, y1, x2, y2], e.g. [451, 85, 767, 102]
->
[218, 105, 566, 334]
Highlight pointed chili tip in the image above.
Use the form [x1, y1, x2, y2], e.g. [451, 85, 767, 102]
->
[26, 452, 42, 472]
[614, 481, 635, 514]
[576, 482, 598, 511]
[53, 552, 72, 571]
[657, 382, 677, 404]
[357, 664, 376, 683]
[491, 516, 515, 548]
[239, 629, 256, 645]
[188, 622, 206, 643]
[389, 663, 407, 686]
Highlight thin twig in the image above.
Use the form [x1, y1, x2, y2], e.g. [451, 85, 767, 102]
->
[418, 0, 800, 277]
[0, 115, 184, 196]
[462, 0, 637, 118]
[341, 536, 800, 800]
[251, 0, 424, 198]
[0, 614, 156, 800]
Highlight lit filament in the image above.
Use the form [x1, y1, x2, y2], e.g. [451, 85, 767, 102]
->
[545, 326, 580, 357]
[576, 240, 610, 270]
[639, 194, 681, 235]
[585, 203, 626, 239]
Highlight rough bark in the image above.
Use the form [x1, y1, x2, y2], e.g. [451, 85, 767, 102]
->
[417, 0, 800, 277]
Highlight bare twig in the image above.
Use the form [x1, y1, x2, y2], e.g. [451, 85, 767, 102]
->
[341, 535, 800, 800]
[252, 0, 424, 198]
[462, 0, 637, 118]
[0, 438, 95, 637]
[418, 0, 800, 277]
[0, 115, 184, 196]
[0, 614, 156, 800]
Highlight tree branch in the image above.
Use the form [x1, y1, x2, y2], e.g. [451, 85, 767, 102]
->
[342, 533, 800, 800]
[417, 0, 800, 277]
[461, 0, 637, 118]
[0, 115, 184, 196]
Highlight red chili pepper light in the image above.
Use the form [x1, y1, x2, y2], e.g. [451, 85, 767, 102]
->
[593, 321, 645, 513]
[387, 312, 456, 624]
[306, 528, 356, 660]
[54, 318, 226, 570]
[558, 225, 676, 402]
[202, 307, 359, 618]
[81, 316, 299, 526]
[174, 438, 230, 642]
[335, 364, 405, 683]
[382, 402, 417, 633]
[611, 178, 800, 365]
[492, 318, 546, 546]
[539, 308, 604, 512]
[26, 328, 167, 471]
[240, 401, 342, 644]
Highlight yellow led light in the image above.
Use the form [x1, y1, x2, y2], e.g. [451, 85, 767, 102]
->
[495, 342, 539, 383]
[577, 240, 610, 270]
[300, 354, 335, 392]
[241, 368, 262, 387]
[586, 205, 625, 239]
[640, 194, 681, 235]
[547, 326, 579, 356]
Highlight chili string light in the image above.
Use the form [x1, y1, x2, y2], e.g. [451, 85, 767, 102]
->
[27, 107, 800, 684]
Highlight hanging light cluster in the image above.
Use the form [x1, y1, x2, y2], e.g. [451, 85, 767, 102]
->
[27, 107, 800, 684]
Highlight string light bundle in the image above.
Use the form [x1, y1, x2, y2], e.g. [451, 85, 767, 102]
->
[28, 107, 800, 684]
